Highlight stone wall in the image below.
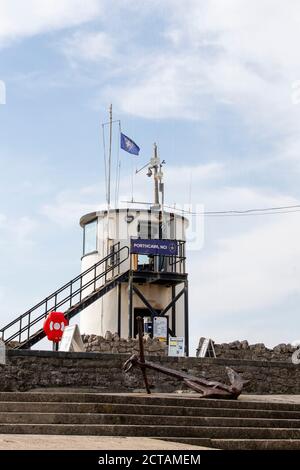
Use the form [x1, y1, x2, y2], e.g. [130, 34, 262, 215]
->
[83, 332, 167, 356]
[213, 340, 297, 362]
[84, 333, 297, 362]
[1, 349, 300, 394]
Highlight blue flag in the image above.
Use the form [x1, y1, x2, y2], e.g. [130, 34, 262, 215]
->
[120, 132, 140, 155]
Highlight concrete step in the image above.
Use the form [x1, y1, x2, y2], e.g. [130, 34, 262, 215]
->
[212, 439, 300, 450]
[0, 424, 299, 439]
[163, 437, 300, 450]
[1, 392, 300, 411]
[1, 412, 300, 428]
[1, 401, 300, 420]
[155, 437, 215, 448]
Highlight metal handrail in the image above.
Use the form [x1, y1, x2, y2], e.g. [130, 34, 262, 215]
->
[132, 240, 186, 274]
[0, 243, 129, 344]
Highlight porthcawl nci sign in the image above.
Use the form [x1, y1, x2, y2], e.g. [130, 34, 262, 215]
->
[131, 238, 178, 256]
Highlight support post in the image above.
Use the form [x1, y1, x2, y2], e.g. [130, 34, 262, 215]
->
[171, 285, 176, 336]
[137, 316, 151, 394]
[128, 272, 133, 338]
[117, 283, 121, 337]
[184, 280, 189, 356]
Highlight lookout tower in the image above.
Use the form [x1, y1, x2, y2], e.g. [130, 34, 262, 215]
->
[0, 141, 189, 355]
[79, 145, 190, 354]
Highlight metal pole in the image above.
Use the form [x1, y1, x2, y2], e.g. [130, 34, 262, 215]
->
[108, 104, 113, 208]
[153, 143, 159, 206]
[171, 285, 176, 336]
[184, 280, 189, 357]
[128, 253, 133, 338]
[117, 283, 121, 337]
[137, 316, 151, 394]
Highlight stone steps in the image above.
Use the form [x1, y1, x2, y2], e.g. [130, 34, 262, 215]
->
[1, 401, 300, 419]
[0, 393, 300, 449]
[163, 437, 300, 450]
[0, 423, 300, 439]
[212, 439, 300, 450]
[0, 412, 300, 428]
[1, 392, 300, 410]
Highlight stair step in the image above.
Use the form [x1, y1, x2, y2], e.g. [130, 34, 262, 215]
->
[1, 401, 300, 419]
[156, 437, 215, 448]
[0, 412, 300, 428]
[1, 393, 300, 412]
[162, 437, 300, 450]
[0, 424, 299, 439]
[212, 439, 300, 450]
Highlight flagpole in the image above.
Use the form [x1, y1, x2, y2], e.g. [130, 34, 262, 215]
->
[108, 103, 113, 209]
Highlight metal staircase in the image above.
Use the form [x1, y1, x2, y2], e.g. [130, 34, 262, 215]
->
[0, 243, 129, 349]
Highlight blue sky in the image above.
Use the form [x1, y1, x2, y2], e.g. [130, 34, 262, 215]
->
[1, 0, 300, 353]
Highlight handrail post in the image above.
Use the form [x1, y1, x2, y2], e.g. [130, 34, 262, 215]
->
[70, 282, 73, 308]
[19, 318, 22, 343]
[27, 313, 31, 340]
[80, 275, 82, 301]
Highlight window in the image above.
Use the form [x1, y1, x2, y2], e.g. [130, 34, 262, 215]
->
[83, 219, 97, 255]
[138, 221, 159, 239]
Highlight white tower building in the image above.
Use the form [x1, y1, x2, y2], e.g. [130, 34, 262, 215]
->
[79, 144, 190, 354]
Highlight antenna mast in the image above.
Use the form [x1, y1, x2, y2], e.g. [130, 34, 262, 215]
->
[147, 143, 165, 210]
[153, 143, 159, 206]
[135, 143, 165, 210]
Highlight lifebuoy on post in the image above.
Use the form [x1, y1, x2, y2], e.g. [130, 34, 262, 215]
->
[43, 311, 69, 343]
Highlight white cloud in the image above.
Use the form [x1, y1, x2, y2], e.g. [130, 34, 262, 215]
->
[193, 213, 300, 315]
[166, 163, 225, 185]
[0, 213, 7, 225]
[0, 0, 102, 46]
[102, 53, 215, 120]
[40, 186, 105, 227]
[88, 0, 300, 135]
[62, 31, 114, 63]
[0, 214, 38, 247]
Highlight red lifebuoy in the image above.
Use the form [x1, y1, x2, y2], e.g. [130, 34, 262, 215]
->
[43, 311, 68, 343]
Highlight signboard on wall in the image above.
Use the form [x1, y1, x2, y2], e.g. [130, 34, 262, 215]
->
[131, 239, 178, 256]
[196, 337, 216, 358]
[168, 337, 185, 357]
[59, 325, 85, 352]
[153, 316, 168, 342]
